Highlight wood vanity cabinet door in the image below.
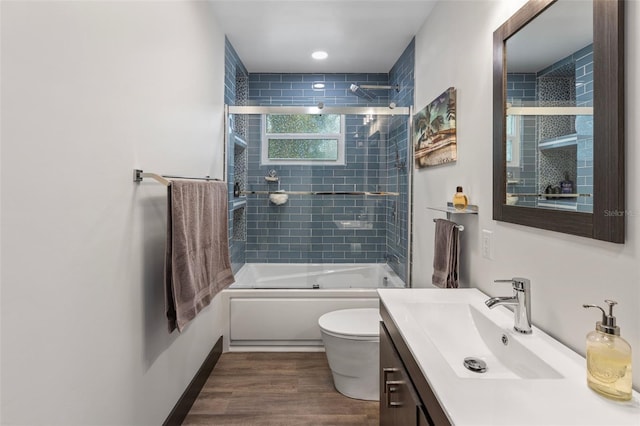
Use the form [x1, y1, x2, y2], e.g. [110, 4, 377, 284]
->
[380, 322, 396, 425]
[380, 323, 430, 426]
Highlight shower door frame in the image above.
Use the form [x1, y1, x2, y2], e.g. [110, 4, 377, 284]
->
[226, 104, 414, 287]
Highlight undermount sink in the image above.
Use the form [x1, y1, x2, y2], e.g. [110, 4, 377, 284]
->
[406, 302, 562, 379]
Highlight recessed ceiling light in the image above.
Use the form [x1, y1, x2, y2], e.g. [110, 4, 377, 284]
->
[312, 82, 325, 89]
[312, 51, 328, 60]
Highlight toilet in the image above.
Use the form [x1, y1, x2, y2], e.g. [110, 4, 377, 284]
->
[318, 308, 381, 401]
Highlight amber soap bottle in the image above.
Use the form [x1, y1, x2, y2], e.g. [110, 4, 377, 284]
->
[453, 186, 468, 211]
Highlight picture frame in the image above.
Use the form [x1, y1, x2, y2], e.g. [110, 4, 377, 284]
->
[413, 87, 457, 168]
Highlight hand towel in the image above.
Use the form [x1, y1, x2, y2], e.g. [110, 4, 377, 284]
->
[431, 219, 460, 288]
[165, 180, 235, 332]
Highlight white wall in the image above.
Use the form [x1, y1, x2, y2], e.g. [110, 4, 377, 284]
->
[413, 0, 640, 389]
[1, 1, 227, 424]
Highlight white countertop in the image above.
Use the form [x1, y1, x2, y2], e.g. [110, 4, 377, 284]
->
[378, 288, 640, 426]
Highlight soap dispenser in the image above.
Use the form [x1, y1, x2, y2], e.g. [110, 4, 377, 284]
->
[583, 300, 632, 401]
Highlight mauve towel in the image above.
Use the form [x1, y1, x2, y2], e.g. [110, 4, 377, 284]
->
[165, 180, 235, 332]
[431, 219, 460, 288]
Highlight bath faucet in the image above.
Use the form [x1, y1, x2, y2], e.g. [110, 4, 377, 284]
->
[485, 277, 532, 334]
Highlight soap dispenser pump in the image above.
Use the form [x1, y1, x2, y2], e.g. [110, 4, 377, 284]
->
[583, 300, 632, 401]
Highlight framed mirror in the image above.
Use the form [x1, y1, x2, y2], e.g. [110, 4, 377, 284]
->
[493, 0, 624, 243]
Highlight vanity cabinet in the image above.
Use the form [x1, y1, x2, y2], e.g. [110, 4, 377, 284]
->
[380, 322, 429, 425]
[380, 303, 451, 426]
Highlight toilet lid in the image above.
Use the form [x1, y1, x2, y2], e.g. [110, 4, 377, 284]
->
[318, 308, 381, 338]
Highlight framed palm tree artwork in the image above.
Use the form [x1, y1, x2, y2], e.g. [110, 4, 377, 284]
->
[413, 87, 457, 168]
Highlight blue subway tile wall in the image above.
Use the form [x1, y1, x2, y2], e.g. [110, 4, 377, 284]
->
[247, 73, 390, 107]
[244, 110, 391, 264]
[389, 39, 415, 108]
[224, 37, 247, 107]
[240, 48, 413, 269]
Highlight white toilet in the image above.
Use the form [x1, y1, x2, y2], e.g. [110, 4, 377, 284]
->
[318, 308, 381, 401]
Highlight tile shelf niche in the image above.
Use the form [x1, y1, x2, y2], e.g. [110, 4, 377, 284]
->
[232, 197, 247, 210]
[538, 133, 578, 150]
[510, 193, 589, 198]
[233, 133, 247, 149]
[228, 112, 248, 244]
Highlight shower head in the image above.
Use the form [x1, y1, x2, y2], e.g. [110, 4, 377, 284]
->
[349, 83, 401, 101]
[349, 84, 376, 101]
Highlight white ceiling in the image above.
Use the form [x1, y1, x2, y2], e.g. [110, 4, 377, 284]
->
[209, 0, 438, 73]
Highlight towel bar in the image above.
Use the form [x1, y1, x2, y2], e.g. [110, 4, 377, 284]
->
[432, 218, 464, 231]
[242, 190, 399, 197]
[133, 169, 223, 186]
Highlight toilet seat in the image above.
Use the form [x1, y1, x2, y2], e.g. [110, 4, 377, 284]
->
[318, 308, 381, 340]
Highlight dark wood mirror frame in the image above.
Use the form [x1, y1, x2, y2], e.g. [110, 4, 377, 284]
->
[493, 0, 625, 243]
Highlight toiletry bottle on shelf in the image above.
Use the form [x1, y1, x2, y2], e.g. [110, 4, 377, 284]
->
[452, 186, 468, 211]
[583, 300, 632, 401]
[560, 172, 574, 194]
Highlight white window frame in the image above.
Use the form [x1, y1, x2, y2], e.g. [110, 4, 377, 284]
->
[260, 114, 346, 166]
[506, 114, 521, 167]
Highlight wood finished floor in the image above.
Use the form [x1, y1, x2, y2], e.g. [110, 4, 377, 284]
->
[182, 352, 379, 426]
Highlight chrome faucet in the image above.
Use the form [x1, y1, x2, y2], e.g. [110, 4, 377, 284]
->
[485, 277, 532, 334]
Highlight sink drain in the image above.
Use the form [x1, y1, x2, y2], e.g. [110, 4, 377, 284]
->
[463, 357, 487, 373]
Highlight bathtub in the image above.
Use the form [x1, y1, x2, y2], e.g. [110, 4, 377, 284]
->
[230, 262, 404, 289]
[221, 263, 405, 351]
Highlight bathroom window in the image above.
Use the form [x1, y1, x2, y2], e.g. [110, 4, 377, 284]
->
[261, 114, 345, 165]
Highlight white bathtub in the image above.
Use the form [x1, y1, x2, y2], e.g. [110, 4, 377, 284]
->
[230, 262, 405, 289]
[221, 263, 405, 351]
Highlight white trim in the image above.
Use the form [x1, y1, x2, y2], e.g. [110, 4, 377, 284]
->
[506, 115, 521, 167]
